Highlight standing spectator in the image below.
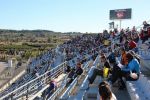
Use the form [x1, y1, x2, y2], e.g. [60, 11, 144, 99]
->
[132, 26, 136, 34]
[143, 21, 150, 42]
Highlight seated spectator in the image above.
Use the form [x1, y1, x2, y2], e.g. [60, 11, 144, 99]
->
[120, 47, 128, 66]
[128, 39, 138, 52]
[97, 52, 105, 68]
[66, 63, 83, 85]
[32, 69, 38, 77]
[42, 80, 57, 99]
[65, 65, 71, 73]
[97, 81, 117, 100]
[143, 21, 150, 41]
[81, 56, 87, 64]
[111, 52, 140, 89]
[124, 41, 129, 51]
[139, 29, 145, 43]
[107, 50, 116, 64]
[92, 53, 98, 61]
[129, 50, 140, 64]
[66, 68, 76, 86]
[75, 63, 83, 75]
[88, 55, 111, 84]
[68, 68, 76, 78]
[128, 39, 137, 50]
[110, 59, 120, 79]
[133, 32, 139, 43]
[137, 22, 147, 43]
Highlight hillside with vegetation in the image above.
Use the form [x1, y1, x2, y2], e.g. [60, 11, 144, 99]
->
[0, 29, 81, 62]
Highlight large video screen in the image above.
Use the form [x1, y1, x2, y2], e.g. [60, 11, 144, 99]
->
[110, 8, 132, 20]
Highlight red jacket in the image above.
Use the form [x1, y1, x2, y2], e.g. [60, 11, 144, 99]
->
[128, 40, 137, 49]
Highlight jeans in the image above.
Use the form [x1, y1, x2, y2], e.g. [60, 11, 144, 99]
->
[88, 67, 103, 84]
[111, 66, 139, 88]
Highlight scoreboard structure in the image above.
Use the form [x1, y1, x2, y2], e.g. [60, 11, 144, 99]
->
[110, 8, 132, 20]
[109, 8, 132, 30]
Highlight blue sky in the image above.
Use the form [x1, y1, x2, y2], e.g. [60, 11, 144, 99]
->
[0, 0, 150, 32]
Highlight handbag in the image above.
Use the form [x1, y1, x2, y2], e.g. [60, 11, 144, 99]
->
[103, 67, 109, 78]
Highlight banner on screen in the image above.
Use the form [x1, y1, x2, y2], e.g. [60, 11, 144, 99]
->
[110, 8, 132, 20]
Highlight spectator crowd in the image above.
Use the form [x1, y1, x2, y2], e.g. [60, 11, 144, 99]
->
[1, 21, 150, 100]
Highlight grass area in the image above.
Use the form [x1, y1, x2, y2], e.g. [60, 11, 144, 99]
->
[0, 45, 32, 50]
[0, 32, 72, 62]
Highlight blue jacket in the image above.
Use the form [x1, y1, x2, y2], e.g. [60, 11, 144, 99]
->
[122, 58, 140, 74]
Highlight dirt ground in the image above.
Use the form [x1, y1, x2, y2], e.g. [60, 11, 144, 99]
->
[0, 62, 7, 74]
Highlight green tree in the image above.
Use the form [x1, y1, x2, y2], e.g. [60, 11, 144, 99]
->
[47, 38, 51, 43]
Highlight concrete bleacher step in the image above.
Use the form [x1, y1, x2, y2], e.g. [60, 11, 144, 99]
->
[86, 98, 97, 100]
[67, 96, 75, 100]
[111, 86, 131, 100]
[84, 86, 98, 100]
[93, 76, 102, 85]
[126, 74, 150, 100]
[83, 76, 101, 100]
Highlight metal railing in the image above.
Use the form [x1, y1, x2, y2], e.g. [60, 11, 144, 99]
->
[48, 75, 68, 100]
[59, 64, 88, 100]
[0, 61, 67, 100]
[59, 78, 77, 100]
[59, 55, 100, 100]
[0, 34, 121, 100]
[0, 48, 100, 100]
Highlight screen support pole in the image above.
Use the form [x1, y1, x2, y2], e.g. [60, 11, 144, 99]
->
[120, 20, 122, 31]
